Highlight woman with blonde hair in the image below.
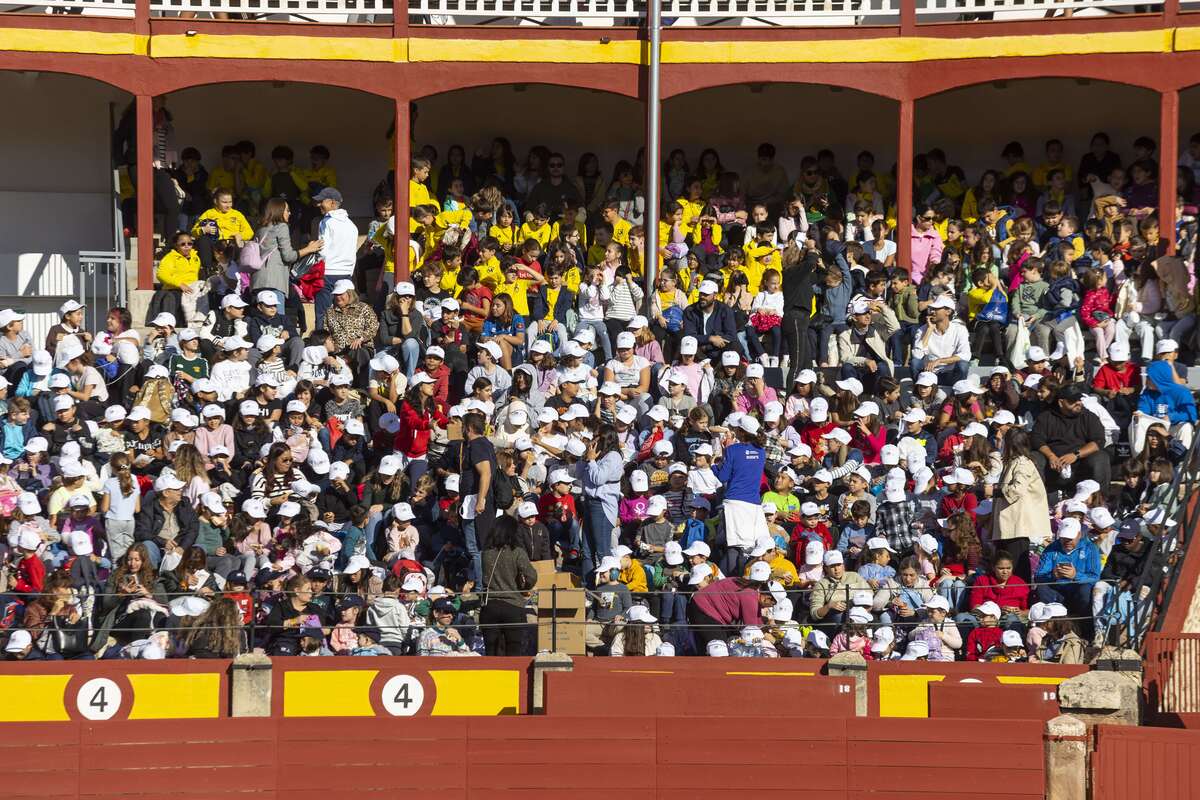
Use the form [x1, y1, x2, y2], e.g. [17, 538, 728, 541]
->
[171, 443, 211, 506]
[180, 597, 245, 658]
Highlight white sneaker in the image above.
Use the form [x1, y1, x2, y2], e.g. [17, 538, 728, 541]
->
[780, 355, 790, 372]
[759, 354, 770, 366]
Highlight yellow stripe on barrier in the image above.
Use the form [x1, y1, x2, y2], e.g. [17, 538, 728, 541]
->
[725, 671, 816, 677]
[0, 25, 1185, 65]
[878, 674, 945, 718]
[150, 33, 403, 61]
[0, 29, 146, 56]
[127, 673, 221, 719]
[283, 670, 377, 717]
[429, 669, 520, 715]
[997, 676, 1070, 686]
[0, 675, 71, 722]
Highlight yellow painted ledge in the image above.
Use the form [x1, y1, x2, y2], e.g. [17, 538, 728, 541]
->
[0, 674, 71, 722]
[878, 673, 945, 718]
[0, 25, 1193, 64]
[0, 29, 147, 56]
[127, 673, 221, 719]
[429, 669, 520, 715]
[151, 33, 404, 61]
[283, 669, 377, 717]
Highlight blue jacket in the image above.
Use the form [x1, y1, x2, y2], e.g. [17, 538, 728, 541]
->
[1138, 360, 1198, 425]
[714, 443, 766, 505]
[1035, 537, 1102, 585]
[529, 285, 575, 327]
[0, 418, 35, 461]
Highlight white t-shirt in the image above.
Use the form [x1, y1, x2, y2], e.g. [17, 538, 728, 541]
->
[605, 355, 650, 388]
[102, 476, 140, 521]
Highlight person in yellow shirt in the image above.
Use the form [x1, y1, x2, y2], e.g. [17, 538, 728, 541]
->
[475, 237, 505, 289]
[601, 202, 631, 247]
[235, 140, 268, 215]
[494, 260, 539, 318]
[519, 204, 555, 249]
[587, 227, 612, 267]
[676, 177, 705, 233]
[1032, 138, 1072, 190]
[741, 224, 778, 294]
[1001, 141, 1031, 180]
[960, 170, 1000, 224]
[191, 188, 253, 275]
[155, 231, 204, 323]
[437, 245, 465, 295]
[410, 156, 434, 210]
[302, 145, 338, 194]
[206, 145, 239, 196]
[490, 205, 521, 254]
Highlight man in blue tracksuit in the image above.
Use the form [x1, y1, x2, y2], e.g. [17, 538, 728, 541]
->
[1035, 517, 1101, 619]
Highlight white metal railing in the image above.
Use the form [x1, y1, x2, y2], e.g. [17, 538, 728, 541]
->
[0, 0, 1164, 22]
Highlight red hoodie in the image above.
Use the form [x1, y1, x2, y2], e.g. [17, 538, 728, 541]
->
[394, 399, 449, 458]
[968, 573, 1030, 611]
[799, 421, 835, 461]
[416, 364, 451, 408]
[965, 625, 1005, 661]
[14, 553, 45, 594]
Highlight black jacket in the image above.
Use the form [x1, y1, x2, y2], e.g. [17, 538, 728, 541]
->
[134, 496, 199, 552]
[781, 252, 825, 322]
[246, 308, 300, 345]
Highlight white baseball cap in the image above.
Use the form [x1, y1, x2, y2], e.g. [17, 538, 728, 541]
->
[745, 363, 764, 379]
[1026, 345, 1047, 362]
[804, 540, 825, 565]
[748, 561, 772, 582]
[679, 336, 698, 355]
[835, 377, 864, 395]
[1058, 518, 1082, 540]
[517, 501, 539, 519]
[1156, 338, 1179, 355]
[616, 331, 636, 350]
[823, 550, 844, 566]
[974, 601, 1002, 618]
[698, 280, 719, 295]
[331, 279, 355, 295]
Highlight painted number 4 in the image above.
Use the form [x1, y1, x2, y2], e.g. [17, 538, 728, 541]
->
[381, 675, 424, 717]
[76, 678, 122, 721]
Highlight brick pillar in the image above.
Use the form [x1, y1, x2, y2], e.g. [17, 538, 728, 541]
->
[393, 98, 411, 280]
[1159, 89, 1179, 254]
[896, 98, 915, 275]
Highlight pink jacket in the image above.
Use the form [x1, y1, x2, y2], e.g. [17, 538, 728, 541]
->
[910, 225, 944, 284]
[1080, 287, 1113, 329]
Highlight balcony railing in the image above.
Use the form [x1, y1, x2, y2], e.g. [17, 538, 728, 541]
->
[0, 0, 1169, 24]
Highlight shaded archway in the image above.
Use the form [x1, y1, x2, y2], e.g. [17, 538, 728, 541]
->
[916, 78, 1161, 211]
[0, 70, 132, 342]
[163, 81, 395, 219]
[415, 83, 644, 207]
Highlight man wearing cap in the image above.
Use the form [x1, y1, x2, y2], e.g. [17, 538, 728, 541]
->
[133, 472, 199, 566]
[1034, 517, 1101, 619]
[809, 550, 870, 629]
[837, 296, 899, 392]
[910, 294, 971, 386]
[308, 187, 359, 329]
[1031, 382, 1111, 491]
[682, 279, 741, 364]
[246, 290, 303, 368]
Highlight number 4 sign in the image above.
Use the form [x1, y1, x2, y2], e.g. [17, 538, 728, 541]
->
[380, 675, 425, 717]
[76, 678, 123, 721]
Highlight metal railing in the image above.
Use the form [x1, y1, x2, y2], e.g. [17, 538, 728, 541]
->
[1144, 633, 1200, 718]
[0, 0, 1165, 24]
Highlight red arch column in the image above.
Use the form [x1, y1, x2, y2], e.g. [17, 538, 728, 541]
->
[896, 98, 915, 274]
[393, 98, 411, 280]
[136, 94, 154, 291]
[1160, 88, 1179, 254]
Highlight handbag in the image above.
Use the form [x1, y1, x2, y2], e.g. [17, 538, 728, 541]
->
[1008, 317, 1030, 370]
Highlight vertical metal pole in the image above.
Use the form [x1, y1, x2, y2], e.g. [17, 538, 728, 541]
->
[551, 584, 559, 653]
[643, 0, 662, 312]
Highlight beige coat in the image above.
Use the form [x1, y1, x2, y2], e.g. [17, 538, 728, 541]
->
[992, 455, 1052, 542]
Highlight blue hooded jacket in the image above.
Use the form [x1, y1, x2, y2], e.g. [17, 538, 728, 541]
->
[1138, 361, 1197, 425]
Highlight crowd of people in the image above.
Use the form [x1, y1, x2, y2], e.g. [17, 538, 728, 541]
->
[1, 129, 1195, 663]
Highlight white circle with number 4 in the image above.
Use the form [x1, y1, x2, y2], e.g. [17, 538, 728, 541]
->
[381, 674, 424, 717]
[76, 678, 122, 721]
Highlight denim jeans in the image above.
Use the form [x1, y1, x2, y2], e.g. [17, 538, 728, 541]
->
[909, 356, 968, 386]
[401, 338, 422, 380]
[315, 275, 342, 331]
[546, 517, 581, 554]
[582, 501, 615, 579]
[462, 517, 483, 585]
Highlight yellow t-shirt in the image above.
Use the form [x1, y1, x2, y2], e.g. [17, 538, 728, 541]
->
[240, 159, 269, 195]
[371, 225, 395, 275]
[494, 278, 531, 317]
[192, 208, 254, 241]
[520, 221, 554, 249]
[477, 256, 504, 288]
[543, 287, 561, 322]
[563, 265, 582, 295]
[439, 263, 462, 294]
[410, 179, 434, 210]
[206, 166, 236, 195]
[1033, 161, 1072, 189]
[611, 217, 632, 247]
[490, 224, 520, 252]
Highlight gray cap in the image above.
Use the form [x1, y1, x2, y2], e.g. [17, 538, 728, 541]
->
[313, 187, 343, 204]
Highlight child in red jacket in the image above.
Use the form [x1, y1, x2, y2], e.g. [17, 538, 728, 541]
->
[964, 600, 1006, 661]
[11, 529, 45, 596]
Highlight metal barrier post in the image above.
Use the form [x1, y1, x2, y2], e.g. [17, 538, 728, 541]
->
[551, 584, 558, 653]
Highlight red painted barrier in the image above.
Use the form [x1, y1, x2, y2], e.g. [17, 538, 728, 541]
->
[866, 660, 1087, 717]
[928, 682, 1062, 721]
[0, 714, 1046, 800]
[1093, 724, 1200, 800]
[544, 670, 855, 717]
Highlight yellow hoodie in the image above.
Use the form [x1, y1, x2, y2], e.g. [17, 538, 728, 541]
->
[191, 208, 253, 241]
